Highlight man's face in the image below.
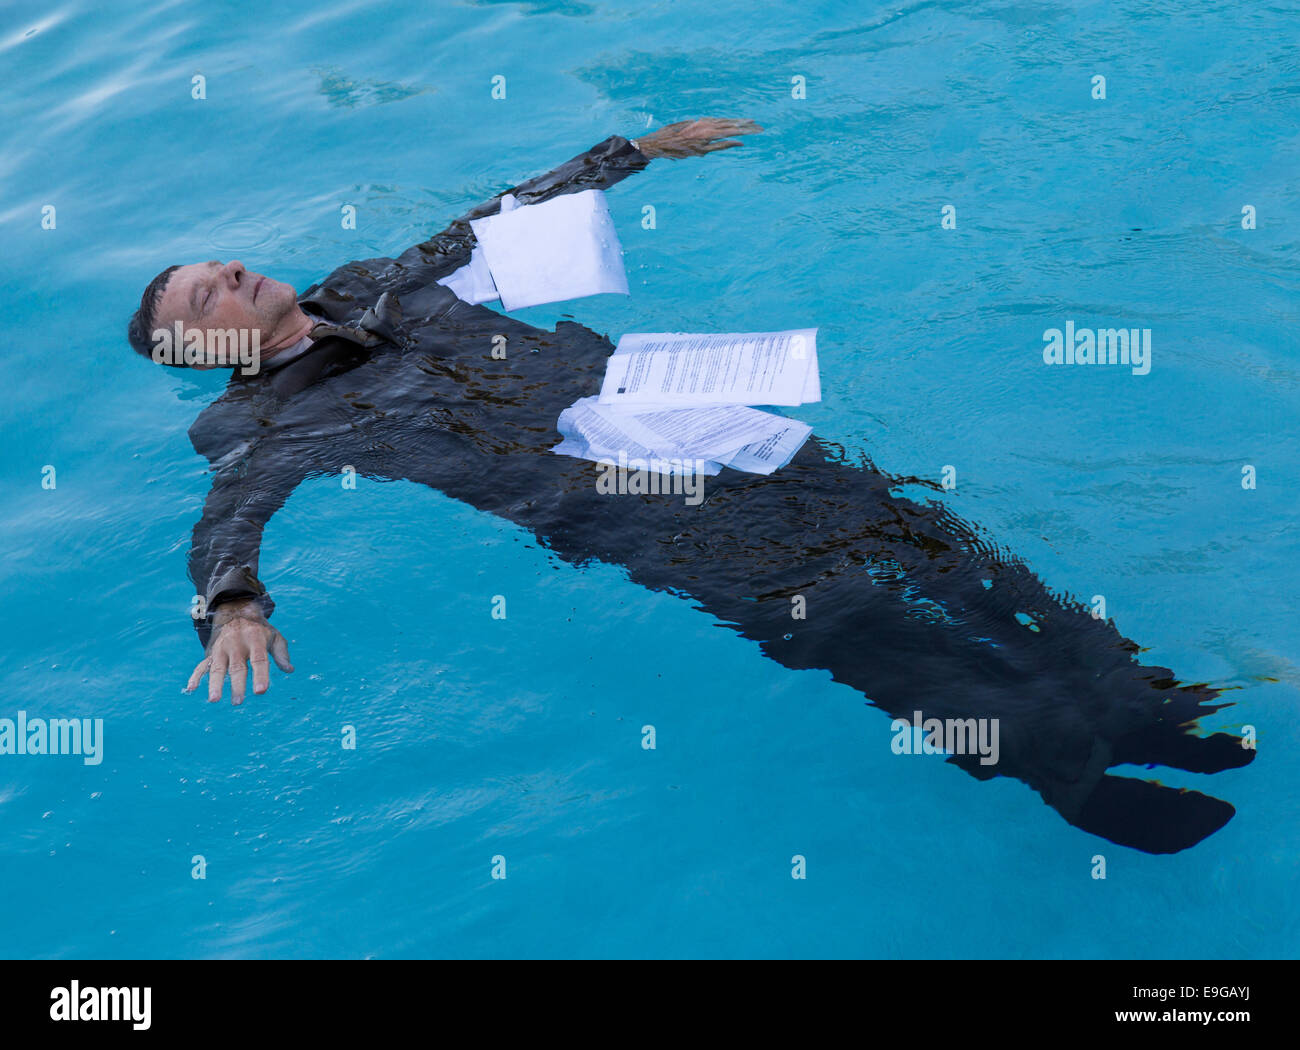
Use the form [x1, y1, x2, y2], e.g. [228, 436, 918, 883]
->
[153, 260, 300, 365]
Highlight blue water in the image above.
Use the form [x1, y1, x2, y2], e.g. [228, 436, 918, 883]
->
[1, 0, 1297, 958]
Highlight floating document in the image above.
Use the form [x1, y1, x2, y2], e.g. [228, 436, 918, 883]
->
[461, 189, 630, 311]
[713, 417, 813, 475]
[598, 329, 820, 409]
[553, 397, 723, 476]
[628, 404, 801, 463]
[552, 396, 812, 478]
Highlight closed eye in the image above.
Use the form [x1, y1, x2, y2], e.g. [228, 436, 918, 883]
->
[199, 261, 220, 317]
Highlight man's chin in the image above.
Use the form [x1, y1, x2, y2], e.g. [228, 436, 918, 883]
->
[263, 281, 297, 313]
[258, 288, 302, 341]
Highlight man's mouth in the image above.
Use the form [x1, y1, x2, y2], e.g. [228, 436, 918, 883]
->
[253, 276, 265, 302]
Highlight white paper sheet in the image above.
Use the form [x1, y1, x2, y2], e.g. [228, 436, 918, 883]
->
[629, 404, 795, 462]
[551, 396, 812, 477]
[553, 397, 722, 476]
[597, 329, 820, 409]
[717, 419, 814, 475]
[468, 190, 629, 311]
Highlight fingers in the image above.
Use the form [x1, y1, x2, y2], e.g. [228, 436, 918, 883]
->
[228, 656, 248, 706]
[269, 630, 294, 674]
[701, 140, 743, 153]
[186, 624, 292, 708]
[185, 658, 210, 694]
[698, 117, 763, 136]
[250, 647, 271, 696]
[207, 654, 228, 703]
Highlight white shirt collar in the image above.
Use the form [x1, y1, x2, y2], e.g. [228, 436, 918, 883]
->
[263, 331, 317, 372]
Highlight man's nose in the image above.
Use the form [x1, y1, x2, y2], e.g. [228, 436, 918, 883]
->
[222, 260, 246, 285]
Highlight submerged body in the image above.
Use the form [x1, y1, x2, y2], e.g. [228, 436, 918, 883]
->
[184, 135, 1252, 854]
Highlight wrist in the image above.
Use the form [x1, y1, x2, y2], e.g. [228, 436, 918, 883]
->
[211, 598, 266, 628]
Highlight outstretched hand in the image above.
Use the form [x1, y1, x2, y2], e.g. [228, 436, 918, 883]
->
[635, 117, 763, 160]
[185, 598, 294, 705]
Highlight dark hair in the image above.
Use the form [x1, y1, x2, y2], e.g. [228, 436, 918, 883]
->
[126, 264, 182, 365]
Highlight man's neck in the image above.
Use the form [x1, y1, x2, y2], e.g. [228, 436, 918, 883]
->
[261, 307, 316, 361]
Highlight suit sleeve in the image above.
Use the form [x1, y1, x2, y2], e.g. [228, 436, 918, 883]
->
[384, 134, 651, 291]
[187, 445, 307, 649]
